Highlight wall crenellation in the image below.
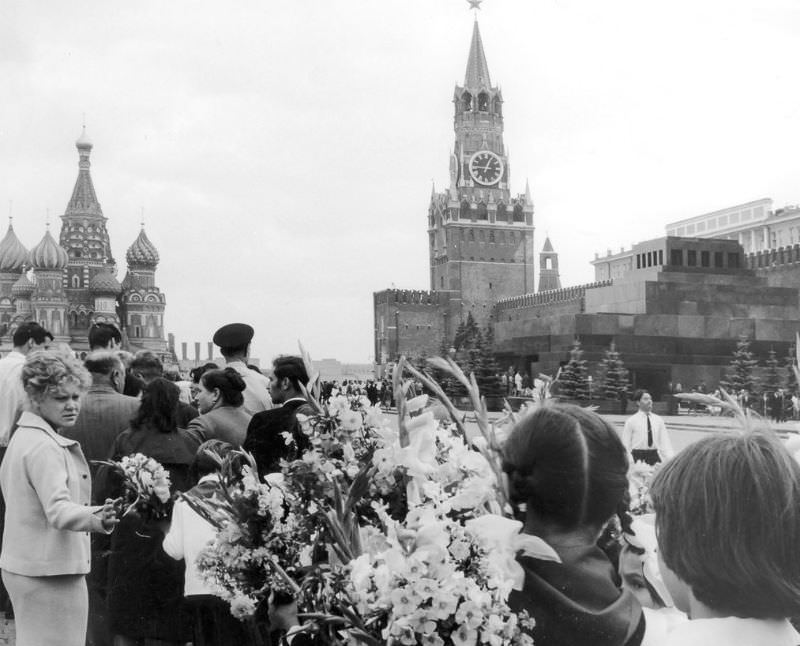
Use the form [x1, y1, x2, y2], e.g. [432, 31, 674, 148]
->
[374, 289, 455, 306]
[493, 281, 612, 312]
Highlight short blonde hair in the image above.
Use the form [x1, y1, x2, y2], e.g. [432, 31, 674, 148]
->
[22, 349, 91, 400]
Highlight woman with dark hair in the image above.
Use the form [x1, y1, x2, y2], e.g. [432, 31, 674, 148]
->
[103, 377, 201, 646]
[505, 404, 644, 646]
[187, 367, 252, 446]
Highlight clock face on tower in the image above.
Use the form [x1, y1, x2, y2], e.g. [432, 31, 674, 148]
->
[469, 150, 504, 186]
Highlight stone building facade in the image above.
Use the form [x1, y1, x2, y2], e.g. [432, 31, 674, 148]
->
[493, 236, 799, 397]
[0, 129, 168, 356]
[594, 198, 800, 281]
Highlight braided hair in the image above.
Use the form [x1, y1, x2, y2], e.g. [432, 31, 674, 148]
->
[502, 404, 629, 531]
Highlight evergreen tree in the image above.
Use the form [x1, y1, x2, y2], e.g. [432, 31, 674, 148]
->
[721, 335, 759, 395]
[453, 312, 480, 351]
[596, 342, 630, 401]
[762, 348, 782, 395]
[473, 326, 504, 398]
[558, 339, 590, 400]
[784, 344, 799, 396]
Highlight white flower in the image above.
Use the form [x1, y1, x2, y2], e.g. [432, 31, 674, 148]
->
[466, 515, 561, 591]
[339, 409, 362, 432]
[229, 595, 257, 619]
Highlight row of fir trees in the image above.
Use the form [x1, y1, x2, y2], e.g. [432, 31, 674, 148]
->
[412, 319, 797, 404]
[558, 339, 631, 401]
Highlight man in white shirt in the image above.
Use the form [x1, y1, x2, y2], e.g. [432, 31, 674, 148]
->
[0, 322, 53, 449]
[622, 389, 674, 465]
[212, 323, 273, 415]
[0, 321, 52, 615]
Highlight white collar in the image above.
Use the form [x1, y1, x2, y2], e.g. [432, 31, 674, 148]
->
[668, 617, 799, 646]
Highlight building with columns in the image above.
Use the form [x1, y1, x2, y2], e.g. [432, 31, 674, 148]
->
[0, 129, 168, 357]
[373, 17, 536, 371]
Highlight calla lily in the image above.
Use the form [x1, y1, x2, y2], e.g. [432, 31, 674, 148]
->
[397, 412, 438, 478]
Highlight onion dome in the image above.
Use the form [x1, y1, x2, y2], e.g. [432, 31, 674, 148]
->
[29, 229, 69, 270]
[126, 228, 159, 268]
[0, 222, 29, 272]
[11, 272, 34, 298]
[76, 126, 93, 151]
[89, 270, 122, 295]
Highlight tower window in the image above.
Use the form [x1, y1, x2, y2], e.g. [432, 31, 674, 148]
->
[489, 231, 495, 243]
[478, 92, 489, 111]
[462, 92, 472, 111]
[476, 203, 488, 221]
[513, 204, 524, 222]
[493, 97, 502, 115]
[71, 275, 80, 288]
[469, 230, 475, 241]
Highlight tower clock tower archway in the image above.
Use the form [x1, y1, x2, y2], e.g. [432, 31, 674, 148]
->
[428, 18, 535, 338]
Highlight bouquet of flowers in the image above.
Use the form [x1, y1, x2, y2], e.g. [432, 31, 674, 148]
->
[183, 452, 309, 618]
[190, 346, 559, 645]
[94, 452, 172, 520]
[627, 460, 657, 516]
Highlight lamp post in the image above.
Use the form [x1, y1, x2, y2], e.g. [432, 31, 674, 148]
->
[587, 375, 593, 403]
[394, 310, 400, 360]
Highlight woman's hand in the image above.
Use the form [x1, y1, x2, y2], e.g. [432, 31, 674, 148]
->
[100, 497, 121, 531]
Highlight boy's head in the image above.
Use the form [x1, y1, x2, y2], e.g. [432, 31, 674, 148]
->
[650, 431, 800, 619]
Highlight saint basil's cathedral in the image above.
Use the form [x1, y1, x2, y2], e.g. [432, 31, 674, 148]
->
[0, 128, 168, 357]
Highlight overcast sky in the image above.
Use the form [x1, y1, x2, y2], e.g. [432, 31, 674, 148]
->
[2, 0, 800, 363]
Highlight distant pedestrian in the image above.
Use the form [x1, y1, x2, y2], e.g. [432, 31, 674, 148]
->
[622, 390, 674, 466]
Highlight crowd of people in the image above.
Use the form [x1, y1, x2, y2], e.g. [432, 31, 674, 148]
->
[0, 320, 799, 646]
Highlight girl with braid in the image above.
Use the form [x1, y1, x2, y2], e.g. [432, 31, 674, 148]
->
[505, 404, 644, 646]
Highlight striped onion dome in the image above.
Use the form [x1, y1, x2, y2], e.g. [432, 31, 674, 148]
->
[126, 228, 159, 268]
[29, 229, 69, 270]
[0, 223, 29, 272]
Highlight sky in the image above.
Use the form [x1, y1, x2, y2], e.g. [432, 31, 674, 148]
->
[2, 0, 800, 363]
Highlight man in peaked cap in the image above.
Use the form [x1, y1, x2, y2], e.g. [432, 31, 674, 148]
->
[212, 323, 273, 415]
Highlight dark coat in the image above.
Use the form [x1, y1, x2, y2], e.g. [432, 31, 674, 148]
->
[243, 399, 315, 475]
[509, 540, 644, 646]
[101, 425, 201, 642]
[61, 384, 140, 487]
[186, 405, 252, 447]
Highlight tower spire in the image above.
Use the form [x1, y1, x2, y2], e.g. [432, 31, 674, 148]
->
[464, 18, 491, 89]
[66, 126, 102, 217]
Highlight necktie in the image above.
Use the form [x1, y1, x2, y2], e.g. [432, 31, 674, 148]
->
[646, 414, 653, 448]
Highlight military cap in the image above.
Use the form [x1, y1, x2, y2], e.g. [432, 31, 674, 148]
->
[212, 323, 254, 348]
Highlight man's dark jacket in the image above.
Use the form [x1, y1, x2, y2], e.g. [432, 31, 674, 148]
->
[243, 399, 314, 475]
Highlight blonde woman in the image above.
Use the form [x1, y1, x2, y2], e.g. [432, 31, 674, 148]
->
[0, 349, 118, 646]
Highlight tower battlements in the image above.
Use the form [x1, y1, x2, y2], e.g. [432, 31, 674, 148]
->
[374, 288, 456, 307]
